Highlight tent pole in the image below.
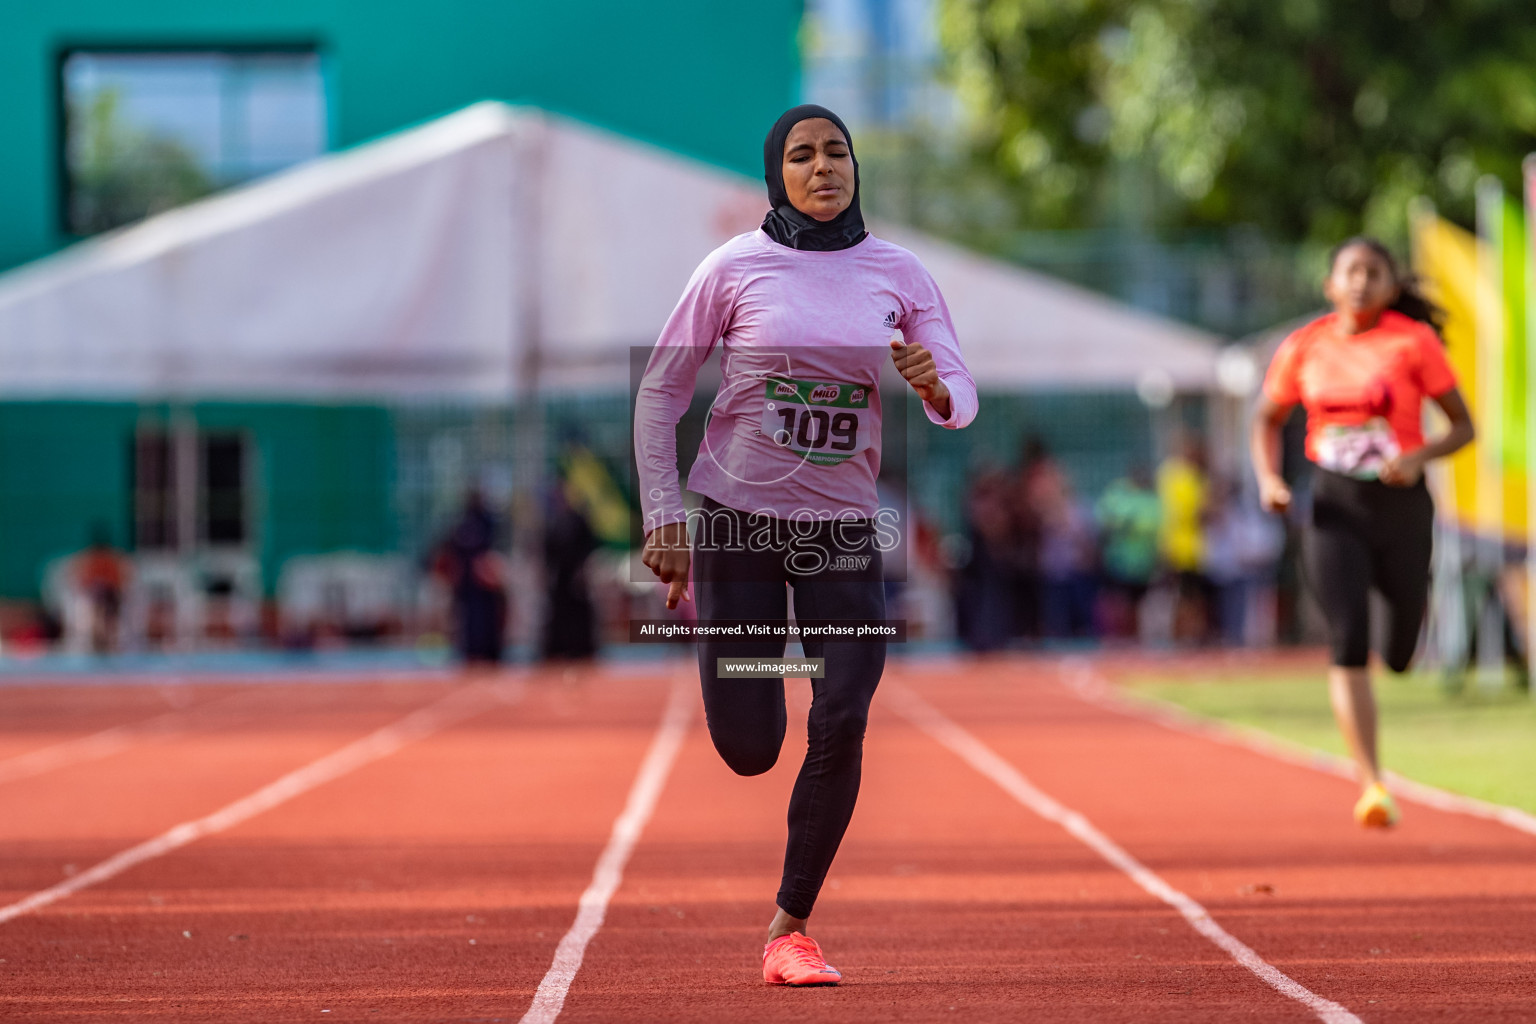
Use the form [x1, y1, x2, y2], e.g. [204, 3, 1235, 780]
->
[1474, 178, 1506, 688]
[1524, 156, 1536, 695]
[512, 114, 548, 660]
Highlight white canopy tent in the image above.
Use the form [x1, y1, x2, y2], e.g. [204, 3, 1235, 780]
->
[0, 102, 1221, 399]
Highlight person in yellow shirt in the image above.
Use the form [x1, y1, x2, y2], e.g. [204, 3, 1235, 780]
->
[1157, 437, 1211, 642]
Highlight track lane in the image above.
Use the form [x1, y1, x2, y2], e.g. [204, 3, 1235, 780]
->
[887, 678, 1360, 1023]
[2, 655, 1530, 1022]
[0, 683, 251, 778]
[556, 666, 1320, 1023]
[522, 673, 693, 1024]
[900, 656, 1536, 1023]
[0, 668, 678, 1023]
[0, 681, 463, 900]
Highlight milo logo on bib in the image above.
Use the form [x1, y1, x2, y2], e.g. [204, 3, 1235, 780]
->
[761, 376, 873, 466]
[810, 384, 841, 403]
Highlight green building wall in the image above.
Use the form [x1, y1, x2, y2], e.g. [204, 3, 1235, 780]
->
[0, 0, 803, 271]
[0, 2, 805, 602]
[0, 403, 136, 600]
[0, 392, 1172, 602]
[193, 404, 396, 578]
[0, 402, 393, 599]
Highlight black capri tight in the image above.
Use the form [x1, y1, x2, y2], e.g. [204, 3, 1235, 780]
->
[692, 498, 886, 920]
[1303, 468, 1434, 671]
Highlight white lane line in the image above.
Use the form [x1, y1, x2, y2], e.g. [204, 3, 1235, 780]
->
[1061, 659, 1536, 839]
[0, 689, 259, 786]
[520, 674, 693, 1024]
[0, 678, 522, 926]
[0, 722, 160, 786]
[886, 680, 1363, 1024]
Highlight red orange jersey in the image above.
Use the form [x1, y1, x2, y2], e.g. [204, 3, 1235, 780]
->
[1262, 310, 1457, 477]
[75, 549, 127, 592]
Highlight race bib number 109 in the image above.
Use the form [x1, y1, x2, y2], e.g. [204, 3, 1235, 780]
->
[761, 376, 873, 466]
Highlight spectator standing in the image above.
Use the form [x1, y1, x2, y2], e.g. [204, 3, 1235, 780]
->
[1096, 467, 1161, 639]
[956, 468, 1017, 651]
[1157, 437, 1213, 643]
[1038, 482, 1099, 639]
[541, 483, 599, 660]
[1203, 478, 1285, 645]
[74, 524, 129, 654]
[1010, 437, 1062, 640]
[439, 490, 508, 666]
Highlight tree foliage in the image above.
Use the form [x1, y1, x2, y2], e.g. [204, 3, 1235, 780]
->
[69, 89, 212, 235]
[938, 0, 1536, 245]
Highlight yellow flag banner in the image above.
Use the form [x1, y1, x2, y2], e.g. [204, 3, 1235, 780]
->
[561, 446, 634, 547]
[1492, 194, 1529, 538]
[1500, 196, 1528, 471]
[1410, 205, 1526, 540]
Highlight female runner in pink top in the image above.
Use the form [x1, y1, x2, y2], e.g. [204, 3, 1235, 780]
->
[635, 105, 976, 985]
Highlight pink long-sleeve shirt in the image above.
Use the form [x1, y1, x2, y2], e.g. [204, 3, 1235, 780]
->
[635, 229, 977, 533]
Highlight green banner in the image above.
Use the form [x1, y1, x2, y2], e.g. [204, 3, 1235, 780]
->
[763, 377, 871, 409]
[1502, 196, 1528, 469]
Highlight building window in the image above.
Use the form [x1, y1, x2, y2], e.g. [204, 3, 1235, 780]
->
[201, 434, 248, 545]
[61, 48, 327, 235]
[132, 430, 178, 551]
[132, 427, 252, 550]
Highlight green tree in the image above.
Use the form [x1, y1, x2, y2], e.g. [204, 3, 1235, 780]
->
[938, 0, 1536, 246]
[69, 89, 212, 235]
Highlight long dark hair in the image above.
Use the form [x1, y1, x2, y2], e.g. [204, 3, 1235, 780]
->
[1328, 235, 1446, 339]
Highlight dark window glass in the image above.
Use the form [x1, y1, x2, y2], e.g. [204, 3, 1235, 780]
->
[131, 427, 250, 549]
[131, 430, 176, 550]
[62, 49, 326, 235]
[201, 434, 247, 545]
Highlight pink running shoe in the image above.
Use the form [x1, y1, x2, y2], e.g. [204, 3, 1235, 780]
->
[762, 932, 842, 986]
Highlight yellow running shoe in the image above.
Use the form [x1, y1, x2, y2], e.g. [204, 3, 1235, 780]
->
[1353, 782, 1400, 828]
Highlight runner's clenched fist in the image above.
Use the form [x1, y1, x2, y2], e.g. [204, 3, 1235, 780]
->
[640, 521, 690, 610]
[890, 338, 951, 419]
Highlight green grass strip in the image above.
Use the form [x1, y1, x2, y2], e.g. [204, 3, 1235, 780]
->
[1124, 669, 1536, 816]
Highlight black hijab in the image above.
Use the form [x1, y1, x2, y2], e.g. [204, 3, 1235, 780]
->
[760, 104, 867, 252]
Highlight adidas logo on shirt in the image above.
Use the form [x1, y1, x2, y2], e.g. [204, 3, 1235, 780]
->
[883, 310, 899, 330]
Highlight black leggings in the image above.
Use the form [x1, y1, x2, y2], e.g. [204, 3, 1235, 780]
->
[692, 498, 885, 920]
[1303, 468, 1434, 671]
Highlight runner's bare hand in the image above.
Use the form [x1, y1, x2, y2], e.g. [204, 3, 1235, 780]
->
[1258, 473, 1292, 514]
[890, 339, 951, 414]
[641, 521, 691, 610]
[1378, 450, 1425, 487]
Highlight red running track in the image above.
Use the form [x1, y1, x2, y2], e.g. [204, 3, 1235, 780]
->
[0, 656, 1530, 1022]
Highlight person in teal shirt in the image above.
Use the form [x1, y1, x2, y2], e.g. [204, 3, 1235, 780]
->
[1096, 466, 1161, 637]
